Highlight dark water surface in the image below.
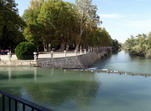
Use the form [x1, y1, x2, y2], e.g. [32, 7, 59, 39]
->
[0, 51, 151, 111]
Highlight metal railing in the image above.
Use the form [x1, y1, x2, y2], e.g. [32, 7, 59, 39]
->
[0, 90, 52, 111]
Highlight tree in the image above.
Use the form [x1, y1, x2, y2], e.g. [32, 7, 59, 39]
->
[22, 0, 44, 47]
[124, 33, 151, 57]
[37, 0, 78, 50]
[0, 0, 25, 50]
[75, 0, 100, 49]
[88, 28, 112, 47]
[22, 0, 112, 51]
[112, 39, 121, 53]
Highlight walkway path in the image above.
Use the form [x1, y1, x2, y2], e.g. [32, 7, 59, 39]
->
[0, 51, 83, 61]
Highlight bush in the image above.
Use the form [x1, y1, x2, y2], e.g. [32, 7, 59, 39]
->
[146, 49, 151, 58]
[129, 45, 145, 56]
[15, 42, 37, 60]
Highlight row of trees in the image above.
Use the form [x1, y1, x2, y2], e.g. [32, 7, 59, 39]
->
[22, 0, 112, 51]
[0, 0, 116, 52]
[124, 33, 151, 58]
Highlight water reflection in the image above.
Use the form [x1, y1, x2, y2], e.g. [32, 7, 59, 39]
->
[0, 67, 38, 80]
[8, 67, 12, 80]
[27, 80, 99, 106]
[1, 66, 151, 111]
[0, 67, 100, 111]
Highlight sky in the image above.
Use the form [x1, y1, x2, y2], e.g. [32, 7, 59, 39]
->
[16, 0, 151, 43]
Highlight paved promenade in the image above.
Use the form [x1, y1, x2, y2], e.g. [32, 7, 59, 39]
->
[0, 51, 83, 61]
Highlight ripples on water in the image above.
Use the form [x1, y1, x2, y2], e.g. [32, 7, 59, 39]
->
[92, 51, 151, 74]
[0, 51, 151, 111]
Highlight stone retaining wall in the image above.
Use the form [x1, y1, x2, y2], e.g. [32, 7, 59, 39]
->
[0, 48, 111, 68]
[37, 50, 111, 69]
[0, 60, 36, 66]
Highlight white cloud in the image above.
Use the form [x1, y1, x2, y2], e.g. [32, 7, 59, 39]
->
[123, 20, 151, 29]
[100, 14, 123, 19]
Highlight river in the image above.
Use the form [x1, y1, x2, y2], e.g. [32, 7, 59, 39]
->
[92, 51, 151, 74]
[0, 51, 151, 111]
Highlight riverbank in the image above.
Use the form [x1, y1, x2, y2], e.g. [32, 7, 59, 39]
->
[0, 51, 83, 67]
[0, 48, 112, 68]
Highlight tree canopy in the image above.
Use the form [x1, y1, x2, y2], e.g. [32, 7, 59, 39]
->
[0, 0, 25, 50]
[22, 0, 113, 51]
[124, 33, 151, 58]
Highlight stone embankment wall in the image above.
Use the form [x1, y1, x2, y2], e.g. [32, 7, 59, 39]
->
[0, 60, 36, 66]
[0, 47, 111, 68]
[37, 48, 111, 69]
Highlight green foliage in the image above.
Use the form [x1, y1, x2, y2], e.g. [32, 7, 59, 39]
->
[37, 0, 79, 50]
[0, 0, 25, 49]
[112, 39, 121, 53]
[15, 42, 37, 60]
[22, 0, 112, 51]
[89, 28, 112, 47]
[124, 33, 151, 57]
[131, 45, 144, 56]
[22, 0, 43, 45]
[75, 0, 100, 46]
[146, 49, 151, 58]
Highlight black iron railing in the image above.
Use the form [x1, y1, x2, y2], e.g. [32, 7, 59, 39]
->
[0, 90, 52, 111]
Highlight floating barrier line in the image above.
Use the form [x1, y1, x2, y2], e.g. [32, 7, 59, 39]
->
[68, 69, 151, 77]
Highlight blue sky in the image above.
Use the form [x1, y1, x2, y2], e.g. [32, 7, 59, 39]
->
[16, 0, 151, 43]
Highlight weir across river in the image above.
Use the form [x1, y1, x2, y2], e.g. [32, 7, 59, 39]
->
[71, 68, 151, 78]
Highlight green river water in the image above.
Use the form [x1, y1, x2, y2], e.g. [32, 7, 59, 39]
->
[1, 51, 151, 111]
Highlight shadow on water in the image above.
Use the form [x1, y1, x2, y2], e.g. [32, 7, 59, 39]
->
[26, 80, 99, 106]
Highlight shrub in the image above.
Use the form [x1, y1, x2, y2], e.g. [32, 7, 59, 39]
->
[15, 42, 37, 60]
[146, 49, 151, 58]
[129, 45, 145, 56]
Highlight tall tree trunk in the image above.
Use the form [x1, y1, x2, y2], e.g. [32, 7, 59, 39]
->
[60, 42, 65, 51]
[66, 44, 69, 50]
[43, 43, 48, 51]
[48, 43, 51, 51]
[76, 44, 79, 50]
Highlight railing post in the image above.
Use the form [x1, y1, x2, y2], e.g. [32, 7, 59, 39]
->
[2, 95, 5, 111]
[23, 104, 25, 111]
[33, 52, 37, 61]
[75, 50, 77, 56]
[9, 97, 11, 111]
[80, 48, 82, 54]
[50, 51, 53, 59]
[0, 90, 52, 111]
[64, 50, 67, 57]
[84, 49, 87, 54]
[15, 100, 17, 111]
[7, 52, 11, 61]
[88, 48, 90, 53]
